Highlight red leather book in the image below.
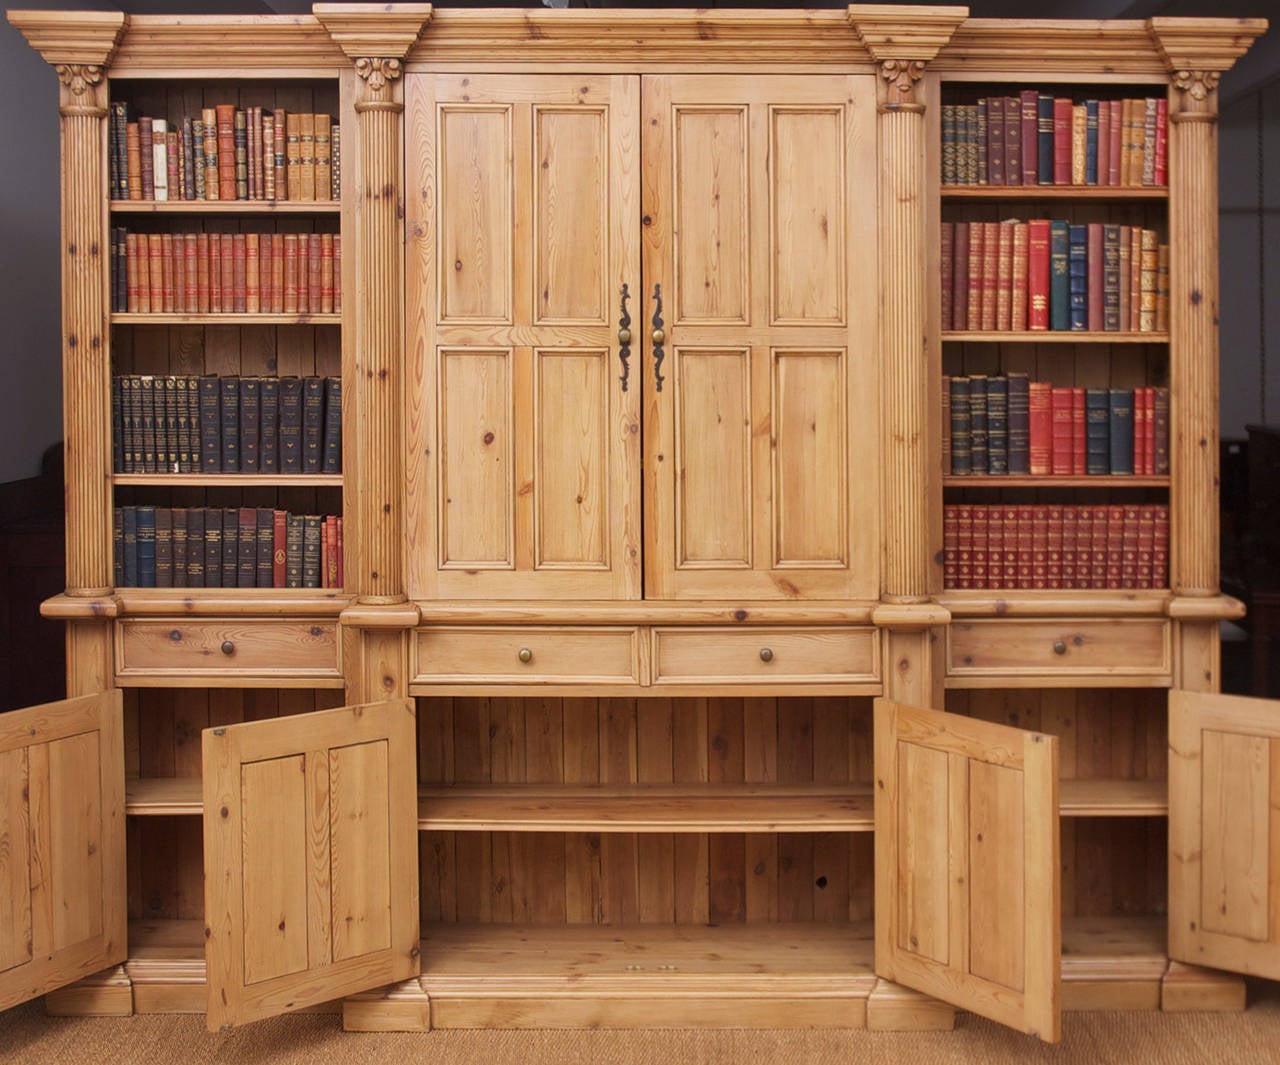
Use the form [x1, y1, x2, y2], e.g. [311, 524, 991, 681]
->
[335, 517, 343, 589]
[1028, 381, 1052, 474]
[297, 234, 310, 312]
[1053, 97, 1072, 184]
[259, 233, 272, 312]
[1071, 386, 1086, 476]
[271, 234, 285, 314]
[245, 233, 260, 314]
[126, 234, 139, 312]
[1097, 100, 1111, 187]
[987, 97, 1004, 185]
[1108, 100, 1123, 186]
[183, 234, 198, 312]
[1086, 223, 1104, 331]
[308, 233, 323, 314]
[943, 506, 958, 588]
[1027, 219, 1051, 330]
[1046, 504, 1063, 589]
[216, 104, 237, 202]
[941, 221, 954, 331]
[1144, 386, 1156, 475]
[1003, 505, 1019, 587]
[221, 234, 236, 313]
[1132, 387, 1146, 475]
[1154, 98, 1168, 186]
[322, 233, 335, 314]
[1137, 504, 1155, 588]
[196, 233, 210, 314]
[953, 222, 970, 331]
[1121, 504, 1140, 588]
[1003, 97, 1021, 187]
[1050, 386, 1073, 476]
[956, 504, 973, 589]
[333, 236, 342, 315]
[971, 506, 988, 589]
[148, 234, 164, 313]
[172, 234, 187, 314]
[1153, 504, 1169, 587]
[325, 516, 340, 589]
[1075, 505, 1094, 589]
[986, 504, 1003, 589]
[1060, 505, 1078, 588]
[1089, 504, 1108, 589]
[1011, 222, 1029, 332]
[1105, 504, 1124, 589]
[967, 221, 984, 331]
[284, 234, 300, 314]
[273, 509, 287, 588]
[1020, 90, 1039, 185]
[209, 233, 223, 314]
[1013, 504, 1031, 587]
[135, 235, 150, 313]
[1029, 505, 1048, 589]
[981, 221, 999, 331]
[232, 233, 247, 313]
[996, 220, 1014, 330]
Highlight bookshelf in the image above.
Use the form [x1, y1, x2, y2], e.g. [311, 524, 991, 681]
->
[2, 4, 1271, 1046]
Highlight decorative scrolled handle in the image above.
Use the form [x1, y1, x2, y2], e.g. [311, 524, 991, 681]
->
[618, 283, 632, 392]
[651, 283, 665, 392]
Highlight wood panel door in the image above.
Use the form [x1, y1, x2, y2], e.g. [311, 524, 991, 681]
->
[406, 74, 642, 601]
[202, 699, 418, 1030]
[642, 75, 879, 600]
[875, 698, 1061, 1042]
[0, 691, 126, 1013]
[1169, 689, 1280, 979]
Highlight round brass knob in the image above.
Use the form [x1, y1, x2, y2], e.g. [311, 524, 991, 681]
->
[759, 648, 774, 663]
[221, 640, 235, 656]
[652, 328, 665, 345]
[1053, 640, 1067, 655]
[518, 647, 533, 664]
[618, 328, 632, 345]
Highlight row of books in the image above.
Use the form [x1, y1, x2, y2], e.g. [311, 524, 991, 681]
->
[945, 377, 1169, 477]
[115, 506, 343, 589]
[943, 503, 1169, 590]
[109, 229, 341, 316]
[111, 374, 341, 476]
[941, 220, 1168, 334]
[942, 94, 1167, 188]
[109, 104, 340, 203]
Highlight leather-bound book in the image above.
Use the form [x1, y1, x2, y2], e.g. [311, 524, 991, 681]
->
[208, 233, 222, 313]
[968, 374, 988, 475]
[336, 517, 344, 588]
[1006, 372, 1030, 474]
[126, 118, 142, 200]
[137, 505, 157, 587]
[1152, 386, 1170, 475]
[232, 233, 247, 313]
[170, 233, 185, 314]
[315, 115, 331, 201]
[1153, 505, 1169, 587]
[1067, 224, 1088, 331]
[986, 504, 1004, 588]
[1027, 219, 1050, 330]
[138, 115, 154, 198]
[1137, 504, 1156, 588]
[271, 234, 285, 314]
[204, 508, 223, 588]
[966, 221, 984, 331]
[236, 507, 257, 588]
[1060, 505, 1078, 588]
[1139, 228, 1159, 332]
[221, 234, 237, 313]
[987, 97, 1004, 185]
[943, 506, 957, 588]
[279, 376, 303, 472]
[1142, 98, 1158, 186]
[112, 508, 124, 587]
[1050, 387, 1073, 476]
[1084, 100, 1098, 185]
[302, 515, 323, 588]
[112, 375, 126, 473]
[952, 222, 969, 331]
[1097, 100, 1111, 186]
[220, 375, 240, 472]
[181, 117, 195, 200]
[1108, 388, 1134, 475]
[255, 507, 274, 588]
[175, 374, 192, 472]
[971, 506, 988, 588]
[1019, 90, 1038, 185]
[1108, 99, 1123, 186]
[942, 104, 957, 185]
[192, 117, 207, 201]
[273, 510, 287, 588]
[260, 377, 280, 474]
[299, 113, 316, 199]
[995, 220, 1014, 331]
[1070, 103, 1086, 185]
[975, 99, 988, 185]
[286, 112, 302, 200]
[1028, 380, 1052, 475]
[1085, 388, 1110, 476]
[1046, 504, 1064, 588]
[1049, 220, 1070, 331]
[331, 126, 341, 200]
[126, 233, 140, 312]
[183, 233, 198, 312]
[1102, 225, 1121, 331]
[283, 234, 300, 314]
[986, 376, 1008, 475]
[198, 374, 221, 472]
[201, 107, 219, 200]
[1036, 94, 1054, 184]
[1154, 98, 1168, 186]
[1086, 223, 1104, 331]
[324, 516, 339, 589]
[949, 376, 970, 475]
[1156, 243, 1170, 332]
[239, 376, 261, 474]
[286, 514, 304, 588]
[196, 233, 210, 313]
[323, 377, 342, 474]
[140, 374, 158, 473]
[245, 233, 260, 313]
[154, 121, 172, 201]
[1052, 97, 1071, 184]
[980, 221, 999, 331]
[308, 233, 323, 314]
[955, 504, 972, 589]
[303, 376, 325, 474]
[122, 506, 139, 587]
[215, 104, 236, 201]
[941, 222, 954, 330]
[263, 112, 275, 201]
[1071, 386, 1086, 476]
[171, 507, 188, 588]
[221, 507, 239, 589]
[1132, 387, 1147, 476]
[1105, 504, 1124, 589]
[1011, 221, 1028, 331]
[333, 236, 342, 314]
[321, 233, 335, 314]
[1004, 96, 1021, 187]
[187, 507, 205, 587]
[1121, 504, 1140, 587]
[274, 109, 287, 200]
[162, 374, 179, 469]
[127, 375, 144, 470]
[233, 108, 248, 200]
[259, 234, 272, 312]
[148, 234, 164, 313]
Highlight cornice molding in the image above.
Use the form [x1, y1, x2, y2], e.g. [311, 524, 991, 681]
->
[313, 4, 432, 63]
[848, 5, 968, 63]
[7, 10, 126, 69]
[1148, 17, 1268, 76]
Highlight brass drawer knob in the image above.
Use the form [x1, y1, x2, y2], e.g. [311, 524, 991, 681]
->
[518, 647, 533, 664]
[759, 647, 774, 663]
[221, 640, 235, 656]
[1053, 640, 1067, 655]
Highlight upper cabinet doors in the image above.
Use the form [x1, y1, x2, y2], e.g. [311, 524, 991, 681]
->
[407, 74, 643, 602]
[642, 75, 879, 600]
[406, 72, 879, 602]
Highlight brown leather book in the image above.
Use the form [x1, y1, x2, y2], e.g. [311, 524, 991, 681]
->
[232, 234, 247, 313]
[245, 233, 260, 314]
[1086, 223, 1104, 332]
[263, 112, 276, 201]
[271, 234, 285, 314]
[321, 233, 335, 314]
[286, 112, 302, 200]
[196, 234, 210, 314]
[308, 233, 323, 314]
[996, 220, 1014, 331]
[216, 104, 237, 201]
[210, 233, 224, 314]
[184, 234, 198, 312]
[299, 113, 316, 200]
[273, 510, 287, 588]
[333, 235, 342, 315]
[274, 109, 288, 201]
[201, 107, 220, 200]
[126, 121, 142, 200]
[314, 114, 332, 201]
[283, 234, 300, 314]
[160, 233, 175, 313]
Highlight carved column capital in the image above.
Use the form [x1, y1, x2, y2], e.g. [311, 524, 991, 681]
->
[354, 56, 403, 92]
[55, 63, 103, 96]
[879, 59, 927, 112]
[1172, 69, 1220, 101]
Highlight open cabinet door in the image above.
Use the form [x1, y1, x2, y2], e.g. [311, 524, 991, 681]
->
[1169, 689, 1280, 978]
[0, 691, 126, 1013]
[203, 698, 419, 1030]
[875, 698, 1061, 1042]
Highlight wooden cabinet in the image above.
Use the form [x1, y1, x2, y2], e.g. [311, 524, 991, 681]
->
[5, 3, 1270, 1048]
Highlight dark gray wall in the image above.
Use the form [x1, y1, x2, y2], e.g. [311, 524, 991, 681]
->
[0, 2, 1274, 484]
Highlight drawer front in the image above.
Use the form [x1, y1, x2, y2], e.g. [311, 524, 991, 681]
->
[116, 619, 341, 683]
[652, 627, 879, 686]
[947, 618, 1170, 682]
[414, 627, 643, 685]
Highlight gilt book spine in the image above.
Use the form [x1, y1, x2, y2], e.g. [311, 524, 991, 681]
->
[187, 507, 205, 587]
[1027, 219, 1050, 331]
[175, 374, 192, 472]
[941, 222, 954, 330]
[1108, 99, 1123, 186]
[323, 377, 342, 473]
[220, 375, 240, 472]
[968, 374, 988, 475]
[942, 105, 956, 185]
[192, 118, 207, 201]
[1068, 224, 1088, 331]
[1053, 97, 1072, 185]
[1019, 90, 1039, 185]
[987, 97, 1004, 186]
[172, 507, 188, 588]
[987, 376, 1008, 475]
[1049, 221, 1069, 331]
[314, 114, 332, 201]
[299, 113, 316, 200]
[1028, 381, 1052, 475]
[216, 104, 236, 201]
[996, 220, 1014, 331]
[308, 233, 323, 315]
[1036, 94, 1054, 185]
[234, 508, 255, 588]
[949, 376, 970, 475]
[1011, 221, 1029, 332]
[331, 125, 342, 200]
[136, 506, 156, 587]
[273, 509, 287, 588]
[139, 375, 157, 473]
[221, 508, 238, 589]
[260, 376, 280, 474]
[1071, 103, 1086, 185]
[286, 514, 304, 588]
[204, 509, 223, 588]
[1154, 98, 1168, 186]
[1004, 96, 1021, 187]
[122, 507, 138, 587]
[952, 222, 969, 331]
[1085, 388, 1110, 476]
[255, 507, 274, 588]
[1084, 100, 1099, 185]
[245, 233, 260, 314]
[279, 376, 303, 473]
[182, 117, 195, 200]
[1051, 387, 1073, 476]
[199, 374, 220, 472]
[138, 115, 154, 199]
[1087, 223, 1104, 332]
[966, 221, 983, 331]
[303, 377, 325, 474]
[1097, 101, 1111, 187]
[234, 108, 249, 200]
[202, 107, 220, 200]
[239, 376, 260, 474]
[1007, 372, 1030, 474]
[1108, 389, 1134, 475]
[274, 109, 288, 201]
[303, 515, 322, 588]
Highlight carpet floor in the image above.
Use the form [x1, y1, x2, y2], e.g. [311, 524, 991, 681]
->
[5, 986, 1280, 1065]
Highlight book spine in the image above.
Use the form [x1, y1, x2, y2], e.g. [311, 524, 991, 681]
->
[943, 506, 957, 587]
[308, 233, 323, 315]
[1004, 96, 1021, 188]
[221, 234, 236, 314]
[1010, 221, 1029, 332]
[1139, 228, 1159, 333]
[996, 220, 1014, 331]
[1053, 97, 1072, 185]
[1031, 505, 1048, 589]
[976, 99, 988, 186]
[1037, 94, 1054, 185]
[215, 104, 236, 201]
[1050, 387, 1073, 476]
[234, 108, 249, 200]
[151, 119, 168, 201]
[1142, 98, 1158, 186]
[968, 374, 988, 475]
[1071, 102, 1086, 185]
[303, 377, 325, 474]
[221, 508, 238, 589]
[1108, 388, 1134, 475]
[1068, 224, 1088, 331]
[942, 104, 956, 186]
[247, 106, 259, 200]
[1068, 387, 1084, 476]
[1154, 97, 1168, 186]
[1153, 386, 1170, 475]
[1097, 100, 1111, 187]
[299, 113, 316, 199]
[1027, 218, 1050, 331]
[111, 375, 125, 473]
[138, 115, 154, 199]
[239, 376, 260, 473]
[122, 506, 138, 587]
[126, 376, 143, 470]
[236, 508, 256, 588]
[172, 507, 188, 588]
[1084, 100, 1099, 185]
[272, 509, 287, 588]
[321, 232, 335, 314]
[1085, 388, 1110, 476]
[956, 504, 973, 588]
[1086, 222, 1104, 332]
[315, 114, 332, 201]
[1107, 99, 1123, 186]
[220, 376, 240, 472]
[952, 222, 969, 331]
[273, 109, 288, 201]
[126, 121, 142, 200]
[986, 376, 1008, 475]
[1049, 220, 1070, 331]
[279, 376, 303, 472]
[255, 507, 274, 588]
[971, 506, 988, 589]
[245, 232, 260, 314]
[284, 234, 300, 314]
[1006, 372, 1030, 475]
[181, 116, 195, 200]
[1105, 504, 1124, 589]
[949, 376, 971, 475]
[987, 97, 1004, 186]
[986, 505, 1004, 588]
[323, 377, 343, 473]
[109, 101, 126, 198]
[966, 222, 983, 331]
[941, 374, 951, 473]
[331, 125, 342, 200]
[137, 505, 156, 587]
[263, 112, 276, 202]
[941, 221, 954, 331]
[324, 516, 338, 588]
[260, 376, 280, 474]
[187, 507, 205, 586]
[233, 233, 247, 313]
[174, 374, 192, 473]
[1129, 225, 1143, 331]
[1102, 224, 1121, 331]
[162, 375, 178, 471]
[204, 508, 222, 588]
[333, 236, 342, 315]
[1028, 381, 1052, 475]
[167, 128, 180, 201]
[1137, 504, 1156, 588]
[303, 515, 323, 588]
[1018, 90, 1038, 185]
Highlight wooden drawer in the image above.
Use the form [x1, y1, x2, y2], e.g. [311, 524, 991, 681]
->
[116, 619, 342, 686]
[651, 627, 879, 688]
[946, 618, 1171, 685]
[413, 627, 644, 686]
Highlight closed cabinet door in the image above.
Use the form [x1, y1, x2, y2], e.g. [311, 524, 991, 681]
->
[407, 74, 642, 601]
[642, 75, 879, 600]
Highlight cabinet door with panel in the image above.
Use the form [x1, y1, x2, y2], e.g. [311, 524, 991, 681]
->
[642, 74, 879, 600]
[202, 698, 418, 1030]
[406, 74, 642, 602]
[0, 692, 126, 1013]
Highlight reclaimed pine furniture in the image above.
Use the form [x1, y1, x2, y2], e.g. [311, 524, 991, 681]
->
[1, 4, 1271, 1044]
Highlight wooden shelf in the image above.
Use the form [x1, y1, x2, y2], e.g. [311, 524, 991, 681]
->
[941, 185, 1168, 201]
[1059, 778, 1166, 817]
[418, 784, 874, 833]
[127, 777, 200, 816]
[114, 473, 342, 487]
[110, 200, 340, 214]
[944, 475, 1169, 488]
[112, 313, 341, 325]
[943, 330, 1167, 343]
[939, 590, 1171, 617]
[1061, 915, 1167, 1010]
[112, 588, 349, 616]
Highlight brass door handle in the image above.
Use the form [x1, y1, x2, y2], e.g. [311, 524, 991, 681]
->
[618, 283, 632, 392]
[652, 283, 665, 391]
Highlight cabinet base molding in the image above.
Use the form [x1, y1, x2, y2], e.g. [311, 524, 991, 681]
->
[1161, 962, 1247, 1012]
[866, 980, 956, 1031]
[43, 966, 133, 1017]
[343, 981, 432, 1032]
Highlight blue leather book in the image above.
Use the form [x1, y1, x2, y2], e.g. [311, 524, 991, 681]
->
[1037, 94, 1054, 185]
[1085, 100, 1099, 184]
[1007, 372, 1030, 474]
[969, 374, 988, 474]
[949, 376, 971, 474]
[1068, 224, 1088, 331]
[136, 504, 156, 588]
[1086, 388, 1110, 475]
[1108, 388, 1134, 475]
[122, 505, 138, 587]
[1050, 220, 1070, 330]
[987, 376, 1009, 474]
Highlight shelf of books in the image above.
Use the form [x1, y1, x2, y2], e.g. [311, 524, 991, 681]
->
[107, 78, 346, 595]
[940, 81, 1170, 595]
